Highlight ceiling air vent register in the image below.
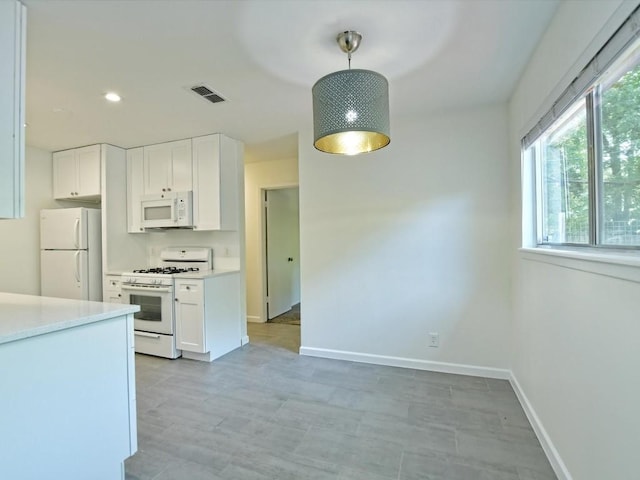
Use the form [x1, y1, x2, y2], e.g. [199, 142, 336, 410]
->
[190, 85, 225, 104]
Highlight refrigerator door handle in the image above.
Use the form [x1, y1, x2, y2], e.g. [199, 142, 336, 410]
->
[74, 218, 80, 249]
[74, 251, 80, 283]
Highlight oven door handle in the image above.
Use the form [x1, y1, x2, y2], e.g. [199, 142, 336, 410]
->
[134, 331, 161, 339]
[121, 285, 173, 293]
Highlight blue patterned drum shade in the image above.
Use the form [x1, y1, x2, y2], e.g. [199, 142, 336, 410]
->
[312, 69, 390, 155]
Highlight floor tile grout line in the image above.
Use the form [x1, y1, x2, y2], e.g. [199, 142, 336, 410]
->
[397, 451, 404, 480]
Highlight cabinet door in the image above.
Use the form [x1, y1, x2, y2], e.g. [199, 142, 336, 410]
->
[126, 148, 145, 233]
[142, 139, 192, 195]
[192, 135, 221, 230]
[175, 280, 205, 353]
[143, 143, 172, 195]
[53, 149, 77, 199]
[192, 134, 240, 231]
[168, 139, 192, 192]
[76, 145, 101, 197]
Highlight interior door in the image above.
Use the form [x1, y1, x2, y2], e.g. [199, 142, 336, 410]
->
[265, 188, 297, 319]
[40, 250, 88, 300]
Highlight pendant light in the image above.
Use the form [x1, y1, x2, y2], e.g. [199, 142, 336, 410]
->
[312, 31, 390, 155]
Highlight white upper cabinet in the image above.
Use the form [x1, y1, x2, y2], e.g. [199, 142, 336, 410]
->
[142, 139, 192, 195]
[192, 134, 242, 231]
[0, 1, 26, 219]
[53, 144, 101, 200]
[125, 134, 243, 232]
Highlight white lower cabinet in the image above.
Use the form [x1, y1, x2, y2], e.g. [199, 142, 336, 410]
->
[175, 279, 205, 353]
[175, 273, 241, 362]
[104, 274, 123, 303]
[0, 310, 137, 478]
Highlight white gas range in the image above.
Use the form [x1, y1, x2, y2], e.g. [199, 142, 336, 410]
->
[121, 247, 212, 359]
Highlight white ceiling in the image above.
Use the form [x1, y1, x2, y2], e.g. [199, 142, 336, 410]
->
[22, 0, 559, 163]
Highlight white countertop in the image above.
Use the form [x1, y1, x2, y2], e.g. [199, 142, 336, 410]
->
[173, 268, 240, 280]
[0, 292, 139, 346]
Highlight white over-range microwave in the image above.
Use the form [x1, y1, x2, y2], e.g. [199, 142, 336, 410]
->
[141, 191, 193, 229]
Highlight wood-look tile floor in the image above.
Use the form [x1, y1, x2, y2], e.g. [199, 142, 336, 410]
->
[125, 323, 556, 480]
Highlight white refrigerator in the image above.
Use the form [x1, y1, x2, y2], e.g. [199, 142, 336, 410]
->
[40, 208, 102, 301]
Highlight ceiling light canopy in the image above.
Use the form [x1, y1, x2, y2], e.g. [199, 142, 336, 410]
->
[312, 31, 390, 155]
[104, 92, 121, 102]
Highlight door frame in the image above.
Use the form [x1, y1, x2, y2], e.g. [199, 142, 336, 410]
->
[260, 184, 300, 324]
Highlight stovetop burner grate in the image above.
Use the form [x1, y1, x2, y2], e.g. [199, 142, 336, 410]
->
[132, 267, 200, 275]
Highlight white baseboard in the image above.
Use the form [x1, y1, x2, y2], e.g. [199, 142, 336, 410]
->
[246, 315, 264, 323]
[298, 346, 510, 380]
[241, 335, 250, 346]
[509, 373, 572, 480]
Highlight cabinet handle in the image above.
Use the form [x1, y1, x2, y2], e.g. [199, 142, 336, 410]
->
[175, 298, 178, 302]
[162, 188, 166, 192]
[139, 227, 143, 231]
[118, 294, 121, 297]
[167, 188, 171, 191]
[186, 286, 190, 290]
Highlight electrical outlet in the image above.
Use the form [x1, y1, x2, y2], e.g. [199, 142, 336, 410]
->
[429, 332, 439, 348]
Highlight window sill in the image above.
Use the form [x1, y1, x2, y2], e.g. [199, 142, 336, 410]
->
[519, 247, 640, 283]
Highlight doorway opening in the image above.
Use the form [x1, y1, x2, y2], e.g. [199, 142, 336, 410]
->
[263, 187, 300, 327]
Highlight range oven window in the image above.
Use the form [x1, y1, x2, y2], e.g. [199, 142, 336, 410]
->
[130, 294, 162, 322]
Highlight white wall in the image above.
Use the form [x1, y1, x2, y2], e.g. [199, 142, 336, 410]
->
[0, 146, 57, 294]
[508, 1, 640, 479]
[299, 105, 512, 374]
[244, 157, 299, 323]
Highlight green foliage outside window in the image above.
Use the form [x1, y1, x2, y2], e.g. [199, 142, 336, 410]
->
[600, 67, 640, 245]
[538, 60, 640, 247]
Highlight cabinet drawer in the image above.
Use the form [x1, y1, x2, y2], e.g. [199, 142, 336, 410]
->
[176, 281, 201, 302]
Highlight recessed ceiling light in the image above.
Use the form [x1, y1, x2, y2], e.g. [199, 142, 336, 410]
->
[104, 92, 121, 102]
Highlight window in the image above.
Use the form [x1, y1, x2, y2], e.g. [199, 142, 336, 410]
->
[525, 25, 640, 249]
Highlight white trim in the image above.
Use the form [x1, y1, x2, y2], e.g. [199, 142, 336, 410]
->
[519, 247, 640, 283]
[246, 315, 264, 323]
[510, 373, 572, 480]
[241, 335, 250, 346]
[299, 347, 510, 380]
